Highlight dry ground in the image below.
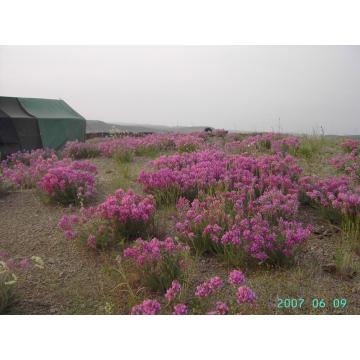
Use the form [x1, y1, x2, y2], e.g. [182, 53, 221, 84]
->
[1, 142, 360, 314]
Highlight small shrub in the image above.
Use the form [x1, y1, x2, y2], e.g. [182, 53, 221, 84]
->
[330, 152, 360, 182]
[339, 138, 360, 153]
[63, 141, 100, 159]
[175, 193, 312, 266]
[0, 176, 8, 197]
[114, 150, 134, 163]
[305, 176, 360, 221]
[58, 188, 156, 248]
[123, 237, 189, 292]
[130, 269, 256, 315]
[0, 252, 44, 314]
[295, 136, 323, 159]
[1, 149, 61, 189]
[334, 238, 357, 279]
[0, 263, 16, 314]
[342, 216, 360, 255]
[37, 161, 97, 205]
[178, 143, 198, 153]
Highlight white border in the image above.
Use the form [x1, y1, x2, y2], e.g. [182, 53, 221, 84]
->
[1, 315, 358, 359]
[0, 0, 360, 44]
[1, 1, 359, 358]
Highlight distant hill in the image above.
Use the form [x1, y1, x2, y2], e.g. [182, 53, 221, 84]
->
[86, 120, 210, 134]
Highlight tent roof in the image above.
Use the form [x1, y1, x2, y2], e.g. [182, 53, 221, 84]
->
[0, 96, 84, 120]
[18, 97, 84, 119]
[0, 97, 34, 118]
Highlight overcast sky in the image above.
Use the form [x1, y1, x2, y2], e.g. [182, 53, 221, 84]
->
[0, 46, 359, 134]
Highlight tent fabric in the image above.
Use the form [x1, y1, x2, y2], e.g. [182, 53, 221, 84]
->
[0, 97, 43, 153]
[0, 97, 34, 119]
[0, 97, 86, 158]
[19, 98, 84, 119]
[19, 98, 86, 149]
[12, 118, 43, 150]
[0, 116, 20, 144]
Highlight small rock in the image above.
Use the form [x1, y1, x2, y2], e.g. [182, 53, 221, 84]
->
[322, 263, 337, 274]
[343, 268, 357, 279]
[49, 307, 58, 314]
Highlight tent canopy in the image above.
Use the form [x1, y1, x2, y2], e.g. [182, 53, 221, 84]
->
[0, 97, 86, 158]
[19, 98, 86, 149]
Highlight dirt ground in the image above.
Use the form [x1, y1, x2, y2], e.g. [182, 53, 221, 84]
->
[0, 158, 128, 314]
[1, 152, 360, 315]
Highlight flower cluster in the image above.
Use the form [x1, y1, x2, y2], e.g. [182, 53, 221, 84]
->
[195, 276, 224, 297]
[236, 286, 257, 304]
[139, 150, 302, 204]
[225, 133, 301, 155]
[228, 270, 246, 285]
[330, 152, 360, 182]
[2, 148, 55, 166]
[165, 280, 181, 302]
[123, 237, 188, 292]
[97, 188, 155, 224]
[63, 141, 100, 159]
[172, 134, 204, 153]
[166, 150, 308, 265]
[37, 160, 97, 204]
[98, 133, 176, 157]
[173, 303, 188, 315]
[131, 299, 161, 315]
[1, 149, 62, 189]
[305, 176, 360, 218]
[207, 301, 229, 315]
[130, 269, 256, 315]
[339, 138, 360, 153]
[175, 192, 312, 264]
[58, 188, 156, 247]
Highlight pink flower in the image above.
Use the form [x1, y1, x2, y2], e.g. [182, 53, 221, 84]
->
[195, 276, 223, 298]
[173, 304, 188, 315]
[236, 286, 256, 304]
[19, 258, 30, 269]
[64, 230, 76, 240]
[228, 270, 246, 285]
[131, 299, 161, 315]
[87, 234, 97, 249]
[165, 280, 181, 302]
[208, 301, 229, 315]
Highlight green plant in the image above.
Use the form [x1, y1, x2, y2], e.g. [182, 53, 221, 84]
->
[114, 150, 134, 163]
[342, 216, 360, 255]
[178, 143, 198, 153]
[123, 237, 190, 293]
[334, 240, 357, 278]
[296, 136, 324, 159]
[0, 263, 16, 314]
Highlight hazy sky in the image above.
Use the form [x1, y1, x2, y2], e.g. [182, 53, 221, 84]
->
[1, 46, 359, 134]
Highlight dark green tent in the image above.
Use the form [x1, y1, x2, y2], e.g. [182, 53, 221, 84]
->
[0, 96, 86, 158]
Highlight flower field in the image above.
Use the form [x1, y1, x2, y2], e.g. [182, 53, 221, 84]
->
[1, 131, 360, 314]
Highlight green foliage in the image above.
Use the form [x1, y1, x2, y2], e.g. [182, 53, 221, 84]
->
[0, 263, 16, 314]
[342, 216, 360, 255]
[178, 144, 198, 153]
[334, 240, 356, 277]
[114, 150, 134, 163]
[296, 136, 325, 159]
[140, 251, 186, 293]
